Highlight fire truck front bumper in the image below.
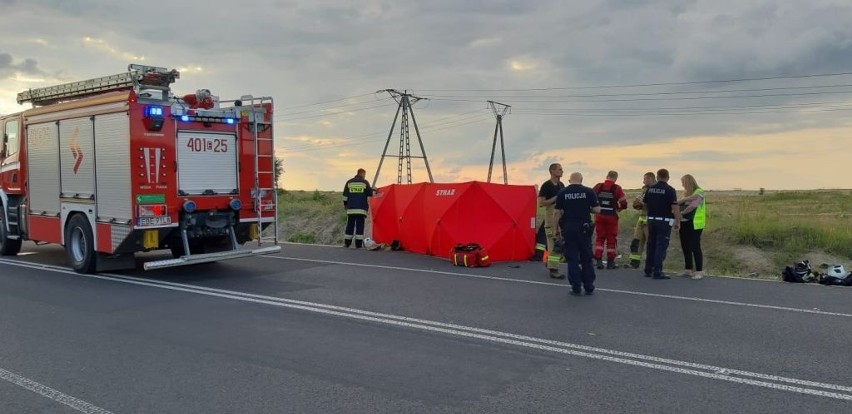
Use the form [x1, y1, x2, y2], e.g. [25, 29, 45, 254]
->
[142, 245, 281, 271]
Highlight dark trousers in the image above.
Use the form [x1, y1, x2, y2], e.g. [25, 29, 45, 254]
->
[344, 214, 366, 247]
[679, 222, 704, 271]
[644, 220, 673, 277]
[562, 221, 596, 292]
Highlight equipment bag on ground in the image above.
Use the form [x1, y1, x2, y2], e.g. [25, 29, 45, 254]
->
[450, 243, 491, 267]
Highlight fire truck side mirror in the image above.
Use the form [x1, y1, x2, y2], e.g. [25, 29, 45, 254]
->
[0, 133, 6, 159]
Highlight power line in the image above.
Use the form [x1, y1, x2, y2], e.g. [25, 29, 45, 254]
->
[280, 112, 492, 153]
[278, 96, 394, 117]
[273, 70, 852, 115]
[279, 129, 388, 152]
[419, 115, 492, 134]
[427, 89, 852, 103]
[513, 101, 852, 112]
[276, 92, 377, 110]
[513, 107, 852, 117]
[280, 111, 490, 152]
[413, 70, 852, 92]
[420, 83, 852, 99]
[279, 101, 397, 121]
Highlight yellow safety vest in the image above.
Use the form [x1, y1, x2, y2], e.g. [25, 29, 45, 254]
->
[692, 188, 706, 230]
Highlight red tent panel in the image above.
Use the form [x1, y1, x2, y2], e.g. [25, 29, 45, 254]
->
[369, 181, 536, 262]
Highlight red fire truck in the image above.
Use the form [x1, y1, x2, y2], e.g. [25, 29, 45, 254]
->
[0, 64, 280, 273]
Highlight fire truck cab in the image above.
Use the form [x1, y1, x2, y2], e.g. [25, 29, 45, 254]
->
[0, 64, 280, 273]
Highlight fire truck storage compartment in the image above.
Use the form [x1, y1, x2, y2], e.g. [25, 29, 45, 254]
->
[26, 122, 61, 216]
[93, 113, 131, 223]
[176, 131, 238, 195]
[59, 117, 95, 199]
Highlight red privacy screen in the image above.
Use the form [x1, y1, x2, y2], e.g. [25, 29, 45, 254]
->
[370, 181, 537, 262]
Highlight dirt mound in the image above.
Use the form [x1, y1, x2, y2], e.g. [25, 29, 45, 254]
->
[731, 246, 777, 278]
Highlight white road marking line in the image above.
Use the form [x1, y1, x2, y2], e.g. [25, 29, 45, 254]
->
[266, 256, 852, 318]
[0, 368, 113, 414]
[97, 272, 852, 394]
[2, 259, 852, 401]
[1, 255, 850, 320]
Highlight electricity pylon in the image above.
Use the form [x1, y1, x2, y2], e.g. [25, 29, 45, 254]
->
[487, 100, 511, 184]
[373, 89, 434, 187]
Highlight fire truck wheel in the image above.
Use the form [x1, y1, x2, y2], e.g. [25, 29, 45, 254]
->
[0, 211, 22, 256]
[65, 214, 96, 274]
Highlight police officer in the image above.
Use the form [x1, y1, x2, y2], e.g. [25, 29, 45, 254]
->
[342, 168, 374, 248]
[642, 168, 682, 279]
[553, 172, 601, 296]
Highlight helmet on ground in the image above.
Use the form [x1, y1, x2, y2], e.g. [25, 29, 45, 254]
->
[795, 260, 817, 282]
[364, 237, 377, 250]
[794, 260, 811, 275]
[825, 264, 850, 279]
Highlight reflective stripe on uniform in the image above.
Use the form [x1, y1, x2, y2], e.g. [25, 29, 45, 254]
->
[347, 182, 367, 193]
[648, 217, 675, 225]
[547, 254, 561, 269]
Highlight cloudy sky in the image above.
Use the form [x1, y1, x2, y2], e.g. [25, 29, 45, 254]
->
[2, 0, 852, 191]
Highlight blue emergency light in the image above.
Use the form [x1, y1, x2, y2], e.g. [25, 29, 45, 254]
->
[144, 105, 164, 118]
[143, 105, 166, 131]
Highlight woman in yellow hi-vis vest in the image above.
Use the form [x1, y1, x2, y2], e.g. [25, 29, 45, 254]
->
[678, 174, 706, 280]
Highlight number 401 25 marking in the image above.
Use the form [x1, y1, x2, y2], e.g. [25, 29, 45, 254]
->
[186, 137, 229, 153]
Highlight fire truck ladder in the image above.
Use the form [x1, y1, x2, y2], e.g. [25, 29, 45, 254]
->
[242, 95, 280, 247]
[17, 64, 178, 106]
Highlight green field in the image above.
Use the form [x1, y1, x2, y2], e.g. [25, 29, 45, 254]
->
[278, 188, 852, 279]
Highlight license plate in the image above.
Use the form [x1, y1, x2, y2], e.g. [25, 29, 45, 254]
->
[137, 216, 172, 226]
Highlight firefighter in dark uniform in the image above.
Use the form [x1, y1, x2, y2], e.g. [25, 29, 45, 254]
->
[538, 163, 565, 278]
[642, 168, 682, 279]
[553, 172, 601, 296]
[342, 168, 374, 248]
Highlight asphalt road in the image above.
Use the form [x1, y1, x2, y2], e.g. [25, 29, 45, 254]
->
[1, 242, 851, 413]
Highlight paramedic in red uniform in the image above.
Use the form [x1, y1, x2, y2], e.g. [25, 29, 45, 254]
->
[592, 171, 628, 269]
[342, 168, 374, 248]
